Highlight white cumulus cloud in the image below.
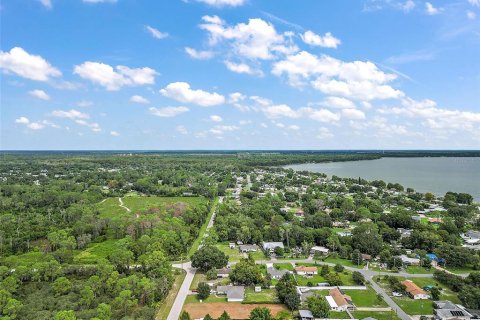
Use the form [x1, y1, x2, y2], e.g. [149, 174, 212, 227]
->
[301, 31, 341, 48]
[425, 2, 441, 15]
[130, 95, 150, 104]
[0, 47, 61, 82]
[160, 82, 225, 106]
[29, 89, 50, 100]
[272, 50, 403, 101]
[74, 61, 157, 91]
[52, 109, 89, 119]
[199, 15, 298, 61]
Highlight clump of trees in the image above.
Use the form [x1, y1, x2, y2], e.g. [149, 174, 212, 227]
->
[275, 273, 300, 310]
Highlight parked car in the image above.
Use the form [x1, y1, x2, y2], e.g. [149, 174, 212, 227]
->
[392, 292, 403, 297]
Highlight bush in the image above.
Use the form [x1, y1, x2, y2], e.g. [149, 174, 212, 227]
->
[334, 264, 344, 273]
[197, 282, 210, 300]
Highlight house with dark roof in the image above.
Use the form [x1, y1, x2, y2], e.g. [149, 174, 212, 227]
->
[434, 301, 472, 320]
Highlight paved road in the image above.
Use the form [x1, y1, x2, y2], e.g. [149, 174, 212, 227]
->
[166, 197, 222, 320]
[367, 275, 411, 320]
[167, 262, 196, 320]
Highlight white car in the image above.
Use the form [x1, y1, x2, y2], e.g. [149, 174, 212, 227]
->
[392, 292, 403, 297]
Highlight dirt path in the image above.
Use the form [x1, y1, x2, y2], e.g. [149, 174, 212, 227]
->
[118, 197, 131, 212]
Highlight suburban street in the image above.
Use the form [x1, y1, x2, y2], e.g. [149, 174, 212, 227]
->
[165, 196, 469, 320]
[167, 197, 222, 320]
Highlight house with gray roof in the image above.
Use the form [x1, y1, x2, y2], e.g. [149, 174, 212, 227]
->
[298, 309, 314, 320]
[216, 285, 245, 302]
[262, 241, 284, 252]
[434, 301, 472, 320]
[267, 267, 290, 279]
[239, 244, 258, 253]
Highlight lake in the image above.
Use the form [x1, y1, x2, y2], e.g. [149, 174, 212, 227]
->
[285, 157, 480, 201]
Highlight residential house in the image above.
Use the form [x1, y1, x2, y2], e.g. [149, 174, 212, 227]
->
[462, 230, 480, 245]
[216, 285, 245, 302]
[216, 267, 231, 278]
[434, 301, 472, 320]
[298, 310, 314, 320]
[400, 255, 420, 266]
[397, 228, 413, 239]
[267, 267, 290, 280]
[239, 244, 258, 253]
[262, 241, 284, 253]
[361, 254, 372, 261]
[295, 209, 305, 217]
[326, 287, 356, 311]
[295, 266, 318, 277]
[402, 280, 430, 299]
[310, 246, 330, 256]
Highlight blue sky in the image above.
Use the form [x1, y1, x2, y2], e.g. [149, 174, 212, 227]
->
[1, 0, 479, 150]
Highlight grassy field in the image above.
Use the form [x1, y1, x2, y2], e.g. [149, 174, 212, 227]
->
[73, 239, 117, 264]
[156, 269, 187, 320]
[188, 197, 218, 257]
[375, 275, 461, 315]
[185, 294, 227, 304]
[405, 266, 434, 274]
[1, 250, 55, 267]
[294, 264, 356, 286]
[216, 243, 244, 262]
[273, 263, 294, 271]
[352, 311, 400, 320]
[189, 272, 229, 290]
[323, 256, 364, 269]
[393, 298, 433, 315]
[328, 311, 351, 319]
[244, 288, 279, 303]
[97, 196, 209, 220]
[344, 287, 387, 307]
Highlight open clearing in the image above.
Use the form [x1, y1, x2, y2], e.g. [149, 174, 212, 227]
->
[97, 196, 209, 220]
[183, 302, 286, 319]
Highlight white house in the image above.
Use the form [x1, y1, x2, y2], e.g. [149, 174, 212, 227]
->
[295, 266, 318, 276]
[262, 241, 284, 253]
[311, 246, 330, 255]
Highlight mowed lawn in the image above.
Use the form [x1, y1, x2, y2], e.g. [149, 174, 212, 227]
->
[293, 264, 356, 286]
[375, 276, 461, 315]
[352, 311, 400, 320]
[244, 288, 279, 303]
[393, 298, 434, 315]
[344, 287, 388, 307]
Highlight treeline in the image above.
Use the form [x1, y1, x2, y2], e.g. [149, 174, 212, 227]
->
[433, 270, 480, 308]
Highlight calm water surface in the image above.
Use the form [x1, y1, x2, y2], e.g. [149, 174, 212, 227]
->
[285, 157, 480, 201]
